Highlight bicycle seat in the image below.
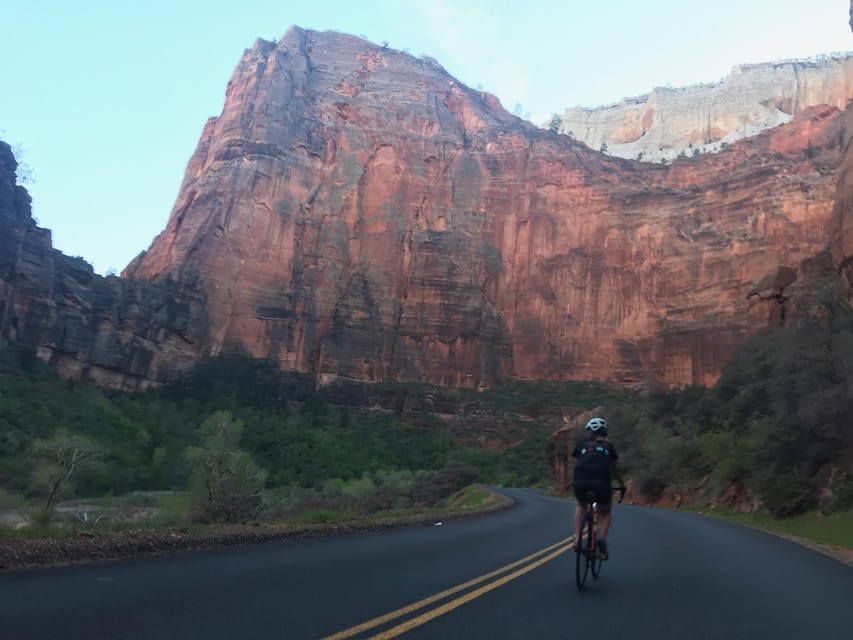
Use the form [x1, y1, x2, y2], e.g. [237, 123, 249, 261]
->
[584, 491, 595, 502]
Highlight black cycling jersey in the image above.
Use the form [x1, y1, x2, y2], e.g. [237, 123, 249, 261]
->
[572, 437, 618, 484]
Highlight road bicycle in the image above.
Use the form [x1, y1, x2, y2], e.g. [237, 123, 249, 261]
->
[575, 486, 625, 590]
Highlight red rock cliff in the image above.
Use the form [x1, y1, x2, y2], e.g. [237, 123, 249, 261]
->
[831, 3, 853, 292]
[124, 28, 847, 388]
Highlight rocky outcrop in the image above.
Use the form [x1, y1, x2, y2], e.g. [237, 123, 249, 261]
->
[554, 55, 853, 163]
[124, 28, 847, 388]
[545, 423, 574, 493]
[0, 141, 206, 389]
[545, 408, 604, 493]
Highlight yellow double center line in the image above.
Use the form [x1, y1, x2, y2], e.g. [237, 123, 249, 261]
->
[322, 535, 575, 640]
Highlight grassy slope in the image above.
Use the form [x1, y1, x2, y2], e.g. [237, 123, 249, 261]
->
[699, 508, 853, 550]
[680, 505, 853, 569]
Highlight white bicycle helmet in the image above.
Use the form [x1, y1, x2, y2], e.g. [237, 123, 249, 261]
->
[584, 417, 608, 434]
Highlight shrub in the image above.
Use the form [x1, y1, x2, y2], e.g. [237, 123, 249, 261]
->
[152, 493, 191, 527]
[752, 470, 818, 518]
[635, 475, 666, 500]
[821, 473, 853, 514]
[29, 430, 104, 526]
[697, 430, 749, 483]
[0, 488, 30, 529]
[409, 462, 478, 506]
[357, 485, 400, 514]
[374, 469, 416, 492]
[341, 475, 376, 499]
[185, 411, 268, 524]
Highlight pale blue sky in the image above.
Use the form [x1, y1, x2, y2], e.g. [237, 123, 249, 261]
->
[2, 0, 851, 274]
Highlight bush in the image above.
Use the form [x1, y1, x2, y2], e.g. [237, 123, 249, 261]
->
[341, 475, 376, 499]
[374, 469, 416, 491]
[0, 487, 29, 511]
[152, 493, 191, 527]
[0, 488, 30, 530]
[29, 430, 104, 526]
[697, 430, 749, 484]
[185, 412, 268, 524]
[357, 485, 400, 514]
[635, 475, 666, 500]
[752, 470, 818, 518]
[409, 462, 479, 506]
[822, 473, 853, 514]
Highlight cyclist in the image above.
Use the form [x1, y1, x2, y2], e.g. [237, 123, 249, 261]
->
[571, 417, 625, 559]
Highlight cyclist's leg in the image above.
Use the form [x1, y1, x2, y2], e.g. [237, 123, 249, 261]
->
[572, 481, 590, 550]
[597, 501, 613, 539]
[573, 502, 585, 550]
[592, 484, 613, 558]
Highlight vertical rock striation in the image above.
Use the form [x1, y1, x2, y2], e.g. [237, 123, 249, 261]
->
[831, 3, 853, 293]
[123, 28, 847, 388]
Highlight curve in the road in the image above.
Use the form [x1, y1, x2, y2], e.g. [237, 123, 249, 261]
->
[1, 488, 851, 640]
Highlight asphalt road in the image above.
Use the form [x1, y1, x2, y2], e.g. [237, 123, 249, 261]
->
[1, 488, 852, 639]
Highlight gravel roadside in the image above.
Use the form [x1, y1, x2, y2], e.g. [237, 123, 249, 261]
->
[0, 495, 515, 571]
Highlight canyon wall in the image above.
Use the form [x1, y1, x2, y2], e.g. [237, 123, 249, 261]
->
[831, 3, 853, 292]
[121, 28, 846, 388]
[1, 29, 849, 390]
[0, 141, 206, 390]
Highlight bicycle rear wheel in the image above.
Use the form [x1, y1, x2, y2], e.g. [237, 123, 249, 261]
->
[575, 515, 592, 590]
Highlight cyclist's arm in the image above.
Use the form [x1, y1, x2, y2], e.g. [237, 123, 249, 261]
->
[611, 461, 626, 488]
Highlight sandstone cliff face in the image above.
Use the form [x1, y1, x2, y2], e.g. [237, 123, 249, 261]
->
[831, 105, 853, 290]
[123, 28, 847, 388]
[832, 5, 853, 292]
[0, 141, 206, 389]
[555, 55, 853, 163]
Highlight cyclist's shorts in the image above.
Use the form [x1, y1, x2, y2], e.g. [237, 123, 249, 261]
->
[573, 479, 612, 505]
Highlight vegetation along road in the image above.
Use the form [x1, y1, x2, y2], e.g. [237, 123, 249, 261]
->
[1, 488, 851, 639]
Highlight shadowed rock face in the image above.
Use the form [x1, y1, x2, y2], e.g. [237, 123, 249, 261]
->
[122, 27, 847, 388]
[831, 1, 853, 293]
[0, 142, 207, 390]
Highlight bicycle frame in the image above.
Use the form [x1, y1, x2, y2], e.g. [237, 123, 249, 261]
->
[584, 493, 599, 554]
[575, 486, 624, 590]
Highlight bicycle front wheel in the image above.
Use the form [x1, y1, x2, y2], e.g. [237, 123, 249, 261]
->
[575, 517, 591, 590]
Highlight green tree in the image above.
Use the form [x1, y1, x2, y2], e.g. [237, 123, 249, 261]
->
[30, 430, 103, 526]
[548, 114, 561, 133]
[185, 411, 268, 523]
